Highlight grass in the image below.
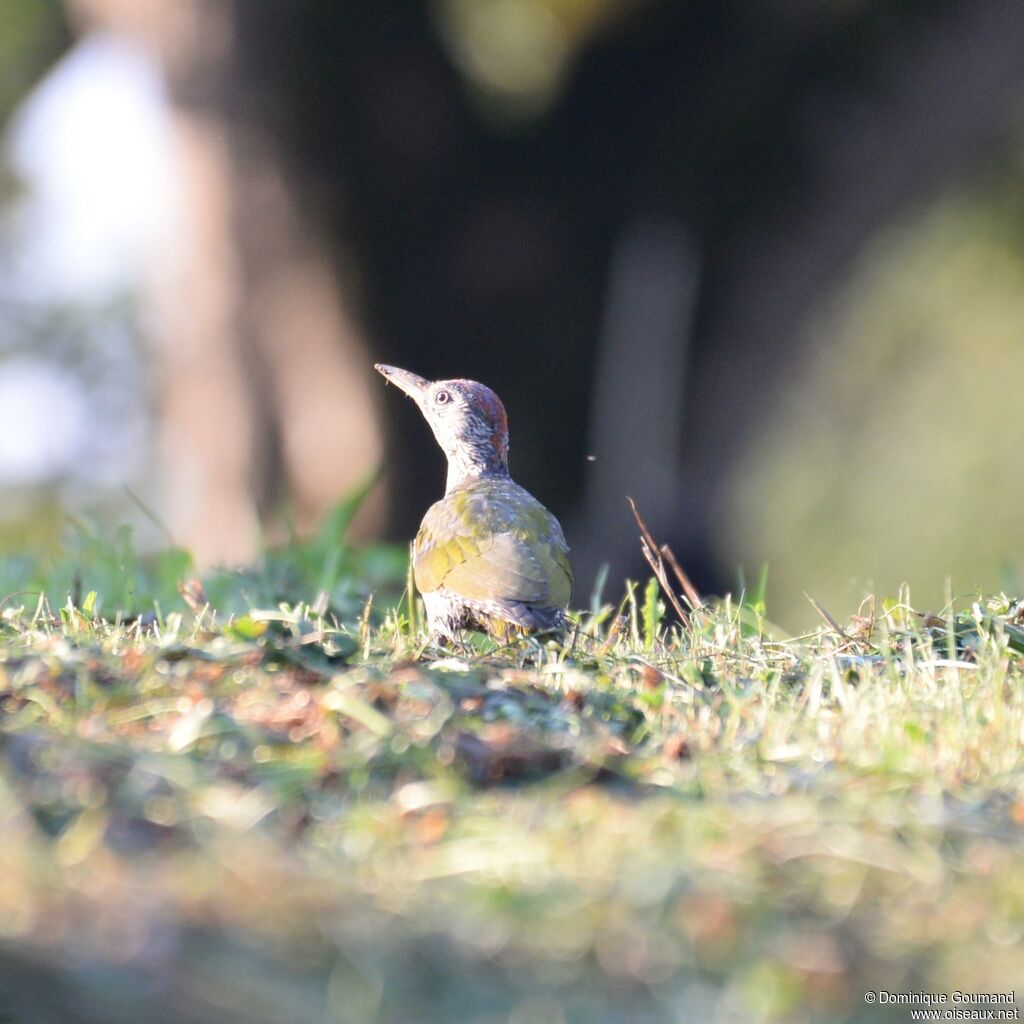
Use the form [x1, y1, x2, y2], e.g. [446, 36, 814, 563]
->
[0, 521, 1023, 1023]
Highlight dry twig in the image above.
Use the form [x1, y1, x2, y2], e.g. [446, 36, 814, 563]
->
[627, 497, 702, 627]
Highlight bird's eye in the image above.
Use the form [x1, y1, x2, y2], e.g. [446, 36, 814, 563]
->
[434, 390, 451, 405]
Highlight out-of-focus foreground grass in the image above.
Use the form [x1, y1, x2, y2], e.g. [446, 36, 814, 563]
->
[1, 521, 1023, 1024]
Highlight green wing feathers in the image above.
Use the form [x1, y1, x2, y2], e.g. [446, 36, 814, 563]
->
[413, 479, 572, 612]
[546, 543, 573, 609]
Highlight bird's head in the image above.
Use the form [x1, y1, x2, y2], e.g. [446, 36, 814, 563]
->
[375, 364, 510, 488]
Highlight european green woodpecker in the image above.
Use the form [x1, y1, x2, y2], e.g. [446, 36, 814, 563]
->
[375, 364, 572, 642]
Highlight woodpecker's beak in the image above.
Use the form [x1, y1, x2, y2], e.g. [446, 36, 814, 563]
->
[374, 364, 430, 403]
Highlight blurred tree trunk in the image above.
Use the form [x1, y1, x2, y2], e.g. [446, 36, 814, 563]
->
[65, 0, 383, 566]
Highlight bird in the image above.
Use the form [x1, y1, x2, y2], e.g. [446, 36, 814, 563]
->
[375, 364, 572, 642]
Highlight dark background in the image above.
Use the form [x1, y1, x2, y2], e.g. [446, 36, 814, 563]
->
[2, 0, 1023, 625]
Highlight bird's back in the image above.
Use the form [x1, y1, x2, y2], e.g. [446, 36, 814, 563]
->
[413, 476, 572, 637]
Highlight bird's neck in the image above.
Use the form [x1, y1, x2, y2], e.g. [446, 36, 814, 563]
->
[445, 447, 509, 493]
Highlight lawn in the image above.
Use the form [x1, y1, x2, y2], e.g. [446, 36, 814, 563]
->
[0, 522, 1022, 1023]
